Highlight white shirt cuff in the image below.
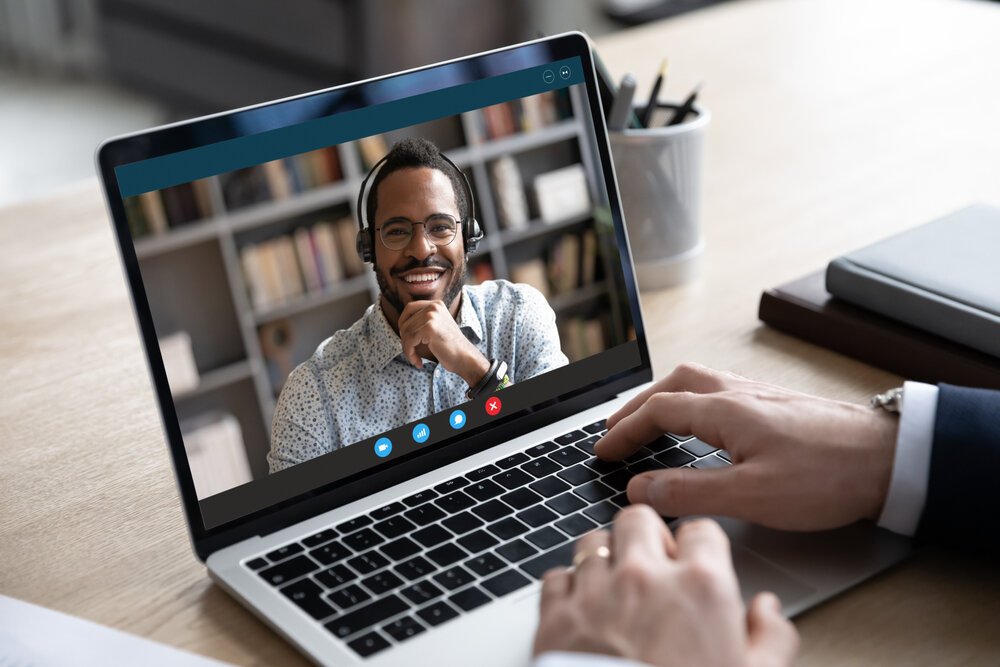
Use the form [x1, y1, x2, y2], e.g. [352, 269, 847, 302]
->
[877, 381, 937, 536]
[533, 652, 655, 667]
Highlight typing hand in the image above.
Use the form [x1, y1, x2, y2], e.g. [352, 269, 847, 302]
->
[594, 363, 899, 531]
[533, 506, 798, 667]
[397, 300, 490, 387]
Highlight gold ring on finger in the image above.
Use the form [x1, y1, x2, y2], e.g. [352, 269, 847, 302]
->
[572, 545, 611, 569]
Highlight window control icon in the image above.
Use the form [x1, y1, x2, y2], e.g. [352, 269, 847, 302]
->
[484, 397, 502, 416]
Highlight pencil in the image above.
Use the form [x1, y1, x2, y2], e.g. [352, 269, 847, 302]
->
[666, 82, 703, 126]
[638, 59, 668, 128]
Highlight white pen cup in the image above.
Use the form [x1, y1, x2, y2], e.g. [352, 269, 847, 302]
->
[609, 102, 709, 289]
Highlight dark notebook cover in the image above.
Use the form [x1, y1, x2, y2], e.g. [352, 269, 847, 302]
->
[758, 270, 1000, 390]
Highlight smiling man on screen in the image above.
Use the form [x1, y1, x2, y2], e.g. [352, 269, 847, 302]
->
[268, 138, 568, 472]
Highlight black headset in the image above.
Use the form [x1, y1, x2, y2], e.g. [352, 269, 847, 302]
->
[355, 150, 483, 263]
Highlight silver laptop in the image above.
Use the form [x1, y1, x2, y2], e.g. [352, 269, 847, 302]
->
[96, 33, 911, 666]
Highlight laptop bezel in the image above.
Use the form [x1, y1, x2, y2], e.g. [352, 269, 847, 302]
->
[96, 32, 651, 561]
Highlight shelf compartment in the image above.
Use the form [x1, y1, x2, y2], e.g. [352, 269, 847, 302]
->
[253, 274, 372, 323]
[174, 360, 254, 401]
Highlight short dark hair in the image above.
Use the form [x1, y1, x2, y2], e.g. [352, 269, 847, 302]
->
[365, 137, 469, 229]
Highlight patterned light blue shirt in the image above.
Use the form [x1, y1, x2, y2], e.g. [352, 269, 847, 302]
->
[268, 280, 569, 473]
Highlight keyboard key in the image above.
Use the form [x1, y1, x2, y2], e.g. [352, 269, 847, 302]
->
[348, 551, 389, 575]
[574, 434, 601, 455]
[719, 450, 732, 462]
[404, 502, 447, 526]
[266, 543, 303, 562]
[526, 441, 559, 457]
[434, 490, 476, 514]
[433, 565, 475, 591]
[517, 505, 558, 528]
[656, 447, 696, 468]
[281, 578, 335, 620]
[382, 615, 426, 642]
[362, 570, 404, 595]
[680, 438, 718, 457]
[627, 458, 660, 474]
[464, 552, 505, 576]
[520, 541, 577, 579]
[467, 464, 501, 481]
[487, 517, 529, 541]
[441, 511, 484, 535]
[555, 513, 598, 537]
[624, 448, 654, 464]
[401, 580, 444, 605]
[482, 569, 532, 597]
[546, 492, 586, 515]
[584, 500, 619, 525]
[449, 585, 491, 611]
[496, 538, 539, 563]
[466, 479, 505, 502]
[496, 452, 530, 469]
[458, 529, 500, 554]
[670, 433, 695, 442]
[472, 499, 513, 522]
[246, 557, 269, 571]
[555, 430, 587, 446]
[395, 556, 434, 582]
[426, 543, 467, 567]
[493, 468, 533, 490]
[526, 526, 565, 551]
[582, 420, 607, 434]
[602, 468, 633, 491]
[343, 528, 384, 552]
[259, 555, 318, 587]
[610, 492, 630, 508]
[549, 447, 588, 467]
[379, 536, 421, 562]
[326, 594, 409, 638]
[558, 464, 600, 486]
[373, 516, 417, 540]
[412, 524, 453, 548]
[529, 476, 571, 497]
[336, 516, 373, 534]
[585, 457, 624, 474]
[500, 487, 543, 510]
[417, 601, 459, 627]
[647, 434, 680, 453]
[693, 455, 730, 469]
[521, 457, 561, 478]
[316, 564, 356, 589]
[327, 583, 371, 610]
[302, 529, 338, 548]
[434, 476, 470, 494]
[573, 480, 616, 503]
[347, 631, 391, 657]
[370, 502, 406, 521]
[403, 489, 439, 507]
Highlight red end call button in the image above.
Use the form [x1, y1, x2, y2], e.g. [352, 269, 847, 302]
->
[484, 396, 502, 416]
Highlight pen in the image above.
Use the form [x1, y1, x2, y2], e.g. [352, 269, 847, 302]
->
[638, 59, 667, 128]
[666, 82, 703, 126]
[607, 73, 637, 131]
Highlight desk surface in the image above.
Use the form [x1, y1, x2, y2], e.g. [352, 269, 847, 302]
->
[3, 0, 1000, 664]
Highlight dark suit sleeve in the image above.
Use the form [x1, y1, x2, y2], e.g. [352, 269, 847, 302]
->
[915, 384, 1000, 550]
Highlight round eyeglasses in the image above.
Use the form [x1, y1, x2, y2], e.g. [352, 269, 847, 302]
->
[376, 214, 459, 251]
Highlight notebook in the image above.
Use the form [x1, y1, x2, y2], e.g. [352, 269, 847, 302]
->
[97, 33, 911, 666]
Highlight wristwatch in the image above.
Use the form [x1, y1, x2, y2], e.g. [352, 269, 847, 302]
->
[870, 386, 904, 414]
[466, 359, 507, 400]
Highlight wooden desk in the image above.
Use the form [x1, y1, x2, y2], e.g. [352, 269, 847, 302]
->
[3, 0, 999, 664]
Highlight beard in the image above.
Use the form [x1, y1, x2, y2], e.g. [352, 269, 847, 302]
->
[375, 254, 467, 316]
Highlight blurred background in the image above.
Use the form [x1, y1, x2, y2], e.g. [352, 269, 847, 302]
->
[0, 0, 728, 207]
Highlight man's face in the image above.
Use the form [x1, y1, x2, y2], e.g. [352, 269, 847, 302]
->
[372, 166, 466, 318]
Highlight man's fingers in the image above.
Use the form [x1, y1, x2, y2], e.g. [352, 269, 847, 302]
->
[627, 466, 749, 523]
[746, 592, 799, 667]
[597, 391, 724, 461]
[605, 363, 739, 430]
[611, 505, 672, 564]
[674, 518, 733, 571]
[539, 566, 572, 611]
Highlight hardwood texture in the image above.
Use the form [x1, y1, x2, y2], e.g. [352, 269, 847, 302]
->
[2, 0, 1000, 664]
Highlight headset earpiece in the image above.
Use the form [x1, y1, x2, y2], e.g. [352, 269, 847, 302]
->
[355, 228, 374, 264]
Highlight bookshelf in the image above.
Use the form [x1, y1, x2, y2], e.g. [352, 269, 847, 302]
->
[126, 86, 632, 478]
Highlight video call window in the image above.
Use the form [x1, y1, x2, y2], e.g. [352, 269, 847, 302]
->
[122, 81, 636, 503]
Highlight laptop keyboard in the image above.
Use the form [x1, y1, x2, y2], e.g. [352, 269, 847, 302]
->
[244, 421, 731, 658]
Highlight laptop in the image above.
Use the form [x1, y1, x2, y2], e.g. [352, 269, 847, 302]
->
[96, 33, 911, 666]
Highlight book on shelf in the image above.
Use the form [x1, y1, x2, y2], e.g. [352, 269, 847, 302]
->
[139, 190, 168, 235]
[490, 155, 529, 230]
[159, 331, 199, 395]
[335, 217, 366, 277]
[534, 163, 591, 225]
[559, 316, 606, 363]
[470, 259, 495, 285]
[580, 229, 598, 286]
[123, 195, 148, 239]
[294, 227, 323, 293]
[509, 259, 550, 298]
[311, 221, 345, 286]
[465, 91, 568, 145]
[261, 159, 293, 200]
[358, 135, 389, 169]
[220, 166, 271, 209]
[548, 233, 581, 295]
[181, 411, 252, 500]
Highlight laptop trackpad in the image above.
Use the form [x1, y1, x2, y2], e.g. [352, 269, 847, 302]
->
[731, 543, 816, 610]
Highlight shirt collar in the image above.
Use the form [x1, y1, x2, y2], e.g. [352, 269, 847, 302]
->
[457, 289, 483, 343]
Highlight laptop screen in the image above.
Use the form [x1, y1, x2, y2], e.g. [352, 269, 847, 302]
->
[99, 35, 648, 536]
